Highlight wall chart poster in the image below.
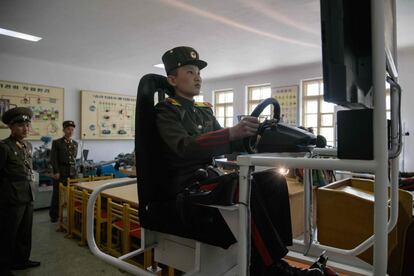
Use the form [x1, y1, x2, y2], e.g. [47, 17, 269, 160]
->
[272, 85, 299, 126]
[81, 90, 136, 140]
[0, 80, 64, 140]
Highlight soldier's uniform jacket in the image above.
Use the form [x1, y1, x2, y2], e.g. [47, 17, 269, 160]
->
[0, 136, 34, 205]
[50, 137, 78, 179]
[155, 95, 243, 196]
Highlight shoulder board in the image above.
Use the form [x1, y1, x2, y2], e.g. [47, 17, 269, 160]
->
[194, 102, 213, 108]
[166, 98, 181, 106]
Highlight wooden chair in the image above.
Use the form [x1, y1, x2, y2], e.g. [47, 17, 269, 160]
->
[67, 176, 92, 186]
[107, 199, 125, 256]
[57, 176, 92, 233]
[107, 199, 151, 268]
[92, 174, 114, 181]
[68, 186, 108, 247]
[84, 189, 108, 248]
[69, 186, 88, 245]
[57, 182, 69, 233]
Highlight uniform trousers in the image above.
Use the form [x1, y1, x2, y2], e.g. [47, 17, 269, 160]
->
[49, 175, 69, 220]
[181, 169, 292, 272]
[0, 202, 33, 271]
[49, 167, 73, 220]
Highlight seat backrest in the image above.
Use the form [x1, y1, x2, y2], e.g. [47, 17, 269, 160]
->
[108, 198, 125, 223]
[135, 74, 174, 228]
[67, 176, 91, 185]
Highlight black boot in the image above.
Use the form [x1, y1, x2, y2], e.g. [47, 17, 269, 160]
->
[271, 260, 324, 276]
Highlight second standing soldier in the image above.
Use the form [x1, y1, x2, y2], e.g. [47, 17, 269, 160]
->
[49, 120, 78, 223]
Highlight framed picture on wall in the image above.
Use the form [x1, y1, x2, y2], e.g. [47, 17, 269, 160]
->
[80, 90, 136, 140]
[0, 80, 64, 140]
[271, 85, 299, 125]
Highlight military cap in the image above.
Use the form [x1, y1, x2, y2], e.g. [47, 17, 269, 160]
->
[63, 120, 76, 128]
[1, 107, 33, 125]
[162, 46, 207, 75]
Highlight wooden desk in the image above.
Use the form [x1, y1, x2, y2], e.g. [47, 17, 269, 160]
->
[74, 178, 138, 207]
[103, 185, 138, 208]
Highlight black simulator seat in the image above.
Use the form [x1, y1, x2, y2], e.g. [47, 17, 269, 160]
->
[135, 74, 237, 246]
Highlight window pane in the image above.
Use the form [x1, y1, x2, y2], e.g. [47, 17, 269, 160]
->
[321, 114, 333, 126]
[250, 86, 270, 100]
[386, 94, 390, 110]
[319, 127, 334, 143]
[194, 95, 204, 102]
[216, 106, 225, 117]
[226, 118, 233, 127]
[305, 114, 317, 127]
[320, 100, 334, 113]
[226, 106, 233, 117]
[306, 83, 319, 96]
[217, 117, 225, 127]
[251, 88, 261, 100]
[386, 111, 391, 120]
[225, 92, 233, 103]
[305, 100, 318, 114]
[320, 83, 324, 95]
[249, 103, 258, 114]
[262, 105, 271, 116]
[217, 93, 225, 103]
[262, 87, 271, 98]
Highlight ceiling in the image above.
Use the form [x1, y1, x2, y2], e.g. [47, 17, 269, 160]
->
[1, 0, 413, 80]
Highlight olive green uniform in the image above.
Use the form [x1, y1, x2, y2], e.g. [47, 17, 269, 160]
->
[155, 95, 243, 197]
[49, 137, 78, 220]
[0, 136, 35, 270]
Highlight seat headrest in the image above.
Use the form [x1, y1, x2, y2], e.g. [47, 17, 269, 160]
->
[137, 74, 175, 100]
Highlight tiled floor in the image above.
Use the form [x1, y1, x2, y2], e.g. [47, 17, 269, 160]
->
[12, 209, 130, 276]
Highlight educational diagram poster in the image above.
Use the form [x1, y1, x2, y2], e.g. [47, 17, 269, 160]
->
[0, 80, 64, 140]
[272, 85, 299, 125]
[81, 90, 136, 140]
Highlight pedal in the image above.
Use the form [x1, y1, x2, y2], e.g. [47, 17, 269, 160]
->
[310, 251, 339, 276]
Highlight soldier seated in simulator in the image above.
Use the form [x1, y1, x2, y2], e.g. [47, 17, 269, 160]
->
[146, 46, 324, 276]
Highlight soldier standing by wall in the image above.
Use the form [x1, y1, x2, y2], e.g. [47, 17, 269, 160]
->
[49, 120, 78, 223]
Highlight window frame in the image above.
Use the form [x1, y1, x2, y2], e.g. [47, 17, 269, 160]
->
[246, 83, 272, 121]
[301, 78, 336, 146]
[213, 88, 234, 127]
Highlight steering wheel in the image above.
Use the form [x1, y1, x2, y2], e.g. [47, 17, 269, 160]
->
[243, 98, 281, 153]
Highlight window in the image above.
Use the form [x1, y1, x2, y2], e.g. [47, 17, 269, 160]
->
[247, 84, 271, 121]
[214, 89, 234, 127]
[386, 82, 391, 120]
[302, 79, 335, 146]
[194, 94, 204, 103]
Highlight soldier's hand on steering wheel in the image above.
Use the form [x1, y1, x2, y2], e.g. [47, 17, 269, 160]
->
[229, 116, 259, 141]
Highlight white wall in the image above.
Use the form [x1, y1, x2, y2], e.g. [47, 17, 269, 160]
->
[2, 47, 413, 170]
[397, 47, 414, 172]
[203, 48, 414, 172]
[0, 53, 138, 162]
